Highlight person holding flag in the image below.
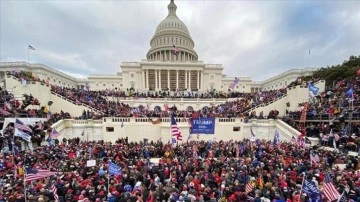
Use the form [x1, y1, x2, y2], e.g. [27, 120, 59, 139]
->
[108, 160, 122, 193]
[301, 177, 322, 202]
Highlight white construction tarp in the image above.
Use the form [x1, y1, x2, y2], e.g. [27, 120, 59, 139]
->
[1, 118, 48, 134]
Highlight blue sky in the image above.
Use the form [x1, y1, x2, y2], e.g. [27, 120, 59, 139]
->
[0, 0, 359, 80]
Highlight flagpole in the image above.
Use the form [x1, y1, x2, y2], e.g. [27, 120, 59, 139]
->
[24, 165, 27, 202]
[352, 93, 354, 111]
[169, 112, 172, 145]
[107, 160, 110, 194]
[308, 49, 310, 68]
[27, 47, 29, 63]
[299, 175, 305, 196]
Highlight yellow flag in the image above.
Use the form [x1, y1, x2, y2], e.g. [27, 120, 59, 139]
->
[44, 105, 49, 113]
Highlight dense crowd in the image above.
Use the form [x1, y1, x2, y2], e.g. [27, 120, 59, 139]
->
[0, 86, 71, 121]
[50, 85, 285, 119]
[0, 136, 359, 202]
[282, 76, 360, 155]
[2, 71, 360, 202]
[0, 86, 41, 118]
[8, 71, 286, 118]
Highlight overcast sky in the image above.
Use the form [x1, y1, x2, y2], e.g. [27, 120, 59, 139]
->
[1, 0, 359, 81]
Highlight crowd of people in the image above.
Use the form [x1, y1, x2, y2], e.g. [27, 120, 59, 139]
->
[1, 71, 360, 201]
[0, 136, 359, 202]
[7, 71, 286, 119]
[282, 76, 360, 160]
[50, 83, 285, 119]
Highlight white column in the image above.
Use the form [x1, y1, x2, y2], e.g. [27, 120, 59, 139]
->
[142, 70, 145, 89]
[197, 70, 200, 90]
[185, 70, 187, 90]
[200, 70, 204, 91]
[176, 70, 179, 90]
[188, 71, 191, 90]
[155, 69, 158, 90]
[146, 69, 149, 90]
[159, 69, 162, 90]
[167, 70, 170, 90]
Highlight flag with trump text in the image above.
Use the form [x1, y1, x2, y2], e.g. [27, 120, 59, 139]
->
[301, 179, 322, 202]
[109, 162, 122, 176]
[171, 114, 182, 141]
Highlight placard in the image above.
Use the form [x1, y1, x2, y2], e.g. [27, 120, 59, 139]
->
[86, 160, 96, 167]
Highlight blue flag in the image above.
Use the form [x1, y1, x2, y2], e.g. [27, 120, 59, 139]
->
[346, 87, 353, 97]
[109, 162, 122, 175]
[273, 130, 280, 145]
[302, 179, 322, 202]
[308, 83, 319, 98]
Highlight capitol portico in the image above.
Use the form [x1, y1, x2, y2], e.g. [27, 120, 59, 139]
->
[0, 0, 317, 93]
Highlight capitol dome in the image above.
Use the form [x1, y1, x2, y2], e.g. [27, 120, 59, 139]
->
[147, 0, 198, 62]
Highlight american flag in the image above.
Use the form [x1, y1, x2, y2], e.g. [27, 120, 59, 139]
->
[310, 153, 320, 164]
[14, 119, 32, 133]
[4, 101, 11, 110]
[25, 167, 57, 181]
[28, 45, 36, 50]
[171, 114, 182, 141]
[0, 108, 11, 116]
[297, 134, 304, 147]
[245, 178, 254, 193]
[323, 172, 340, 201]
[51, 129, 61, 138]
[51, 184, 59, 201]
[172, 45, 179, 55]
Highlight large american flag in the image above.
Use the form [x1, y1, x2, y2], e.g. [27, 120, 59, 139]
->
[25, 167, 57, 181]
[323, 172, 340, 201]
[170, 114, 182, 141]
[15, 119, 32, 133]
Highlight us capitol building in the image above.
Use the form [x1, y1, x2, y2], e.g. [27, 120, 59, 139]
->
[0, 0, 317, 93]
